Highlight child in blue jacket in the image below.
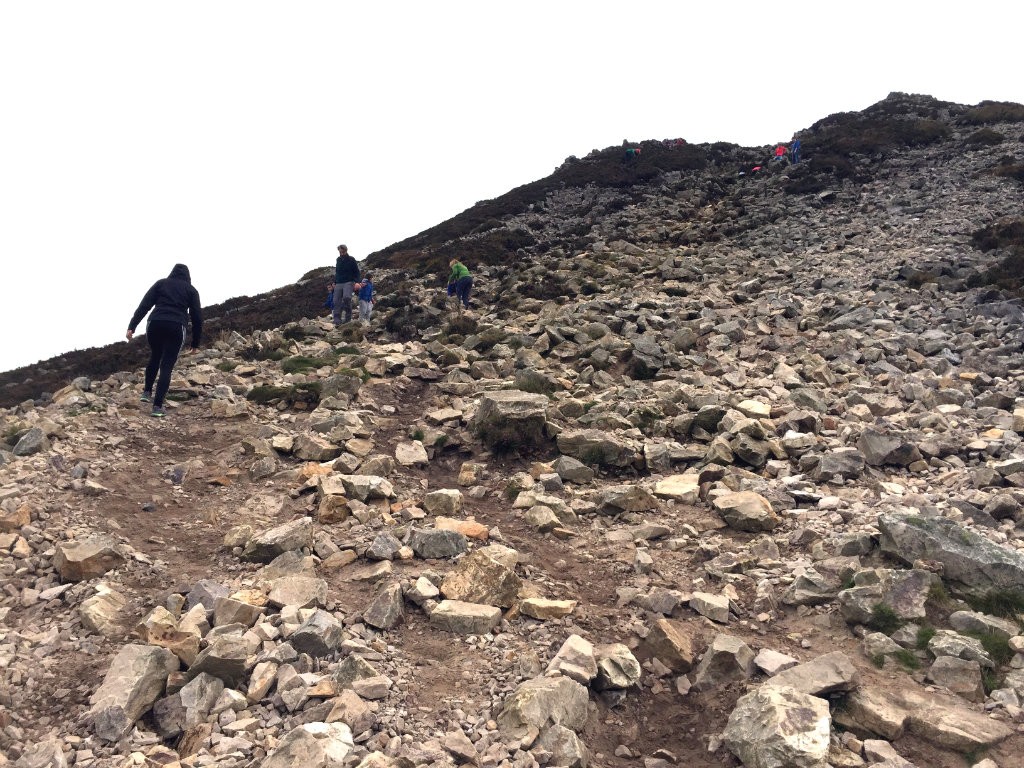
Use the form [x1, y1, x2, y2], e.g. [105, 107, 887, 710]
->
[356, 275, 375, 323]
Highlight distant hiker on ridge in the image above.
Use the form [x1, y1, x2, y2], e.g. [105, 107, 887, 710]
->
[447, 258, 473, 311]
[791, 139, 802, 164]
[125, 263, 202, 418]
[773, 144, 787, 163]
[333, 244, 360, 326]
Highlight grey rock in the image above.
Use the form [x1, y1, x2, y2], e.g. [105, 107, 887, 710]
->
[878, 512, 1024, 596]
[496, 675, 589, 741]
[692, 633, 754, 691]
[409, 528, 468, 559]
[291, 609, 344, 657]
[89, 644, 179, 742]
[242, 517, 313, 563]
[724, 685, 831, 768]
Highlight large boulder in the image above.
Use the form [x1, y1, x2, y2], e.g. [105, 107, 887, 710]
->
[712, 491, 780, 532]
[838, 568, 938, 625]
[496, 675, 589, 741]
[471, 390, 550, 450]
[262, 722, 354, 768]
[88, 644, 179, 742]
[723, 685, 831, 768]
[878, 512, 1024, 597]
[763, 652, 858, 696]
[440, 547, 522, 607]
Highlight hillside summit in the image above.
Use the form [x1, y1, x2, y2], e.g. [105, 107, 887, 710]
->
[2, 93, 1024, 768]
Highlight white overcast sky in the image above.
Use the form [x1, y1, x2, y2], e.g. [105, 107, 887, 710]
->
[1, 1, 1022, 374]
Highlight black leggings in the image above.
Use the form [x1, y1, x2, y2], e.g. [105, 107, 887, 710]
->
[144, 320, 185, 406]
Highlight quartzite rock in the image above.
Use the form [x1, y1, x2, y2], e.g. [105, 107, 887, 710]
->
[496, 675, 589, 741]
[55, 535, 127, 582]
[724, 685, 831, 768]
[242, 518, 313, 563]
[89, 644, 179, 742]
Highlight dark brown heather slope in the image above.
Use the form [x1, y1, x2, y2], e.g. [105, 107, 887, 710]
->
[3, 92, 1022, 408]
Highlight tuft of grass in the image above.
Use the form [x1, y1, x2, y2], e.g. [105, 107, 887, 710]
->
[964, 128, 1005, 147]
[216, 361, 238, 372]
[411, 428, 425, 442]
[966, 588, 1024, 620]
[915, 624, 937, 650]
[246, 382, 321, 408]
[870, 654, 886, 669]
[867, 603, 903, 635]
[964, 632, 1014, 666]
[281, 354, 338, 374]
[892, 649, 920, 670]
[960, 101, 1024, 125]
[927, 580, 952, 607]
[982, 668, 1002, 695]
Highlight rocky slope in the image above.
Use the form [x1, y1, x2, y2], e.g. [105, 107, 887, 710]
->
[2, 93, 1024, 768]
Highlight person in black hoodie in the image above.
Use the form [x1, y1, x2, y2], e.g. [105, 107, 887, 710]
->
[126, 264, 203, 417]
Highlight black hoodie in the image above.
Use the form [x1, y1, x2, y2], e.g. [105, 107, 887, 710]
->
[128, 264, 203, 347]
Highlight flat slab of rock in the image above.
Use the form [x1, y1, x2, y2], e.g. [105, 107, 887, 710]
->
[878, 512, 1024, 596]
[653, 473, 700, 503]
[429, 600, 502, 634]
[712, 491, 780, 532]
[836, 686, 1013, 752]
[640, 618, 697, 673]
[764, 651, 858, 696]
[242, 518, 313, 563]
[55, 535, 127, 582]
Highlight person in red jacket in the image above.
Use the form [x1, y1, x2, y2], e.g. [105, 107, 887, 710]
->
[773, 145, 787, 162]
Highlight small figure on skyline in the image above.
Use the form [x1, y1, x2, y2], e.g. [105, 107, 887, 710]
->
[623, 147, 642, 162]
[333, 244, 360, 326]
[125, 263, 202, 418]
[324, 281, 335, 312]
[773, 145, 787, 162]
[791, 139, 802, 164]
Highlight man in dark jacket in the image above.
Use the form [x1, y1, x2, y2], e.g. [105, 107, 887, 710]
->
[333, 244, 360, 325]
[126, 263, 202, 417]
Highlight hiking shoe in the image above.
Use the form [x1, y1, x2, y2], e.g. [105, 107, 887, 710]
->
[150, 407, 165, 418]
[140, 391, 152, 403]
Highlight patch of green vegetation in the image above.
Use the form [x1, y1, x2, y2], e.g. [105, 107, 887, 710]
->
[960, 101, 1024, 125]
[870, 653, 886, 669]
[411, 428, 425, 442]
[246, 382, 321, 408]
[281, 354, 338, 374]
[964, 128, 1005, 147]
[982, 668, 1002, 695]
[215, 361, 238, 372]
[281, 327, 312, 341]
[964, 632, 1014, 666]
[867, 603, 903, 635]
[891, 649, 920, 670]
[240, 345, 286, 362]
[915, 624, 937, 650]
[335, 345, 360, 355]
[927, 581, 952, 607]
[966, 588, 1024, 620]
[335, 366, 371, 383]
[435, 434, 449, 448]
